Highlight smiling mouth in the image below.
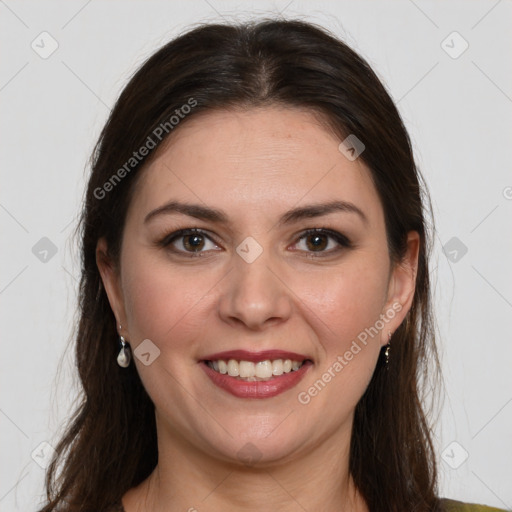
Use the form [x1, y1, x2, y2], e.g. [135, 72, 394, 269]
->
[204, 358, 312, 381]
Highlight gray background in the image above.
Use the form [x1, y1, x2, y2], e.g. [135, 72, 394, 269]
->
[1, 1, 511, 510]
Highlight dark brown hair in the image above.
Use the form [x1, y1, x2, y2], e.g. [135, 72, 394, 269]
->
[40, 18, 440, 512]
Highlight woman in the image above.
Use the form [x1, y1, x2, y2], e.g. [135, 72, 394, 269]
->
[39, 19, 506, 512]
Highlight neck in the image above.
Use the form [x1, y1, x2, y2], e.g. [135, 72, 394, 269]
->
[123, 417, 367, 512]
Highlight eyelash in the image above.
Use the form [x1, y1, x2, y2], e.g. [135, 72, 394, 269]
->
[157, 227, 353, 258]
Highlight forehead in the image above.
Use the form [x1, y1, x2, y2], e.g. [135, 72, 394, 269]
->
[127, 107, 383, 228]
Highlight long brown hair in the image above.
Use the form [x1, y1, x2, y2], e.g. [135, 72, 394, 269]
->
[40, 19, 441, 512]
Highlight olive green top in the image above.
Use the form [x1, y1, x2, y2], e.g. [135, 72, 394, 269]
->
[441, 499, 509, 511]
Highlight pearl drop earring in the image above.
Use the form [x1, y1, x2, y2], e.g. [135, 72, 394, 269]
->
[385, 331, 392, 367]
[117, 324, 132, 368]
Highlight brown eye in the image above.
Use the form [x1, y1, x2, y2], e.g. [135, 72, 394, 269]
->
[160, 228, 220, 256]
[293, 229, 352, 256]
[182, 233, 206, 252]
[305, 232, 329, 251]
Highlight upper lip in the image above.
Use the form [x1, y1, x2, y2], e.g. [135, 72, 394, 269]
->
[200, 349, 312, 363]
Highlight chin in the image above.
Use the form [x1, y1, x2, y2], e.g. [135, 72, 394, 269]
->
[199, 420, 310, 467]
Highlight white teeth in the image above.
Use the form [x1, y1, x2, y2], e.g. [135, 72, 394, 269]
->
[218, 360, 228, 374]
[255, 360, 273, 379]
[207, 358, 305, 380]
[227, 359, 239, 377]
[239, 361, 255, 378]
[272, 359, 283, 375]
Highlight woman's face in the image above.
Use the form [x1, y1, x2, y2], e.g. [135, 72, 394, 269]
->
[98, 107, 418, 466]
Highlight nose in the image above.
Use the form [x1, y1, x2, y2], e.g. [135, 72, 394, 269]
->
[217, 247, 293, 331]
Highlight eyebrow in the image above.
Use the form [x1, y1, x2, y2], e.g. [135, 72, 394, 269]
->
[144, 199, 368, 227]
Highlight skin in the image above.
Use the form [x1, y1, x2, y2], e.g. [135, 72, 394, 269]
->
[97, 106, 419, 512]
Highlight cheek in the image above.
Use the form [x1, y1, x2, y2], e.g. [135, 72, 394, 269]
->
[293, 258, 389, 413]
[120, 251, 214, 351]
[298, 257, 389, 349]
[122, 244, 389, 354]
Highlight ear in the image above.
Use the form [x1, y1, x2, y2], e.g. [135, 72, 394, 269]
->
[96, 237, 127, 333]
[379, 230, 420, 346]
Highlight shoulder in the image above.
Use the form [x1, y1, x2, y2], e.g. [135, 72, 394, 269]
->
[440, 498, 509, 511]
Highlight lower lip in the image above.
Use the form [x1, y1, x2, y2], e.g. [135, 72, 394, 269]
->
[200, 361, 312, 399]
